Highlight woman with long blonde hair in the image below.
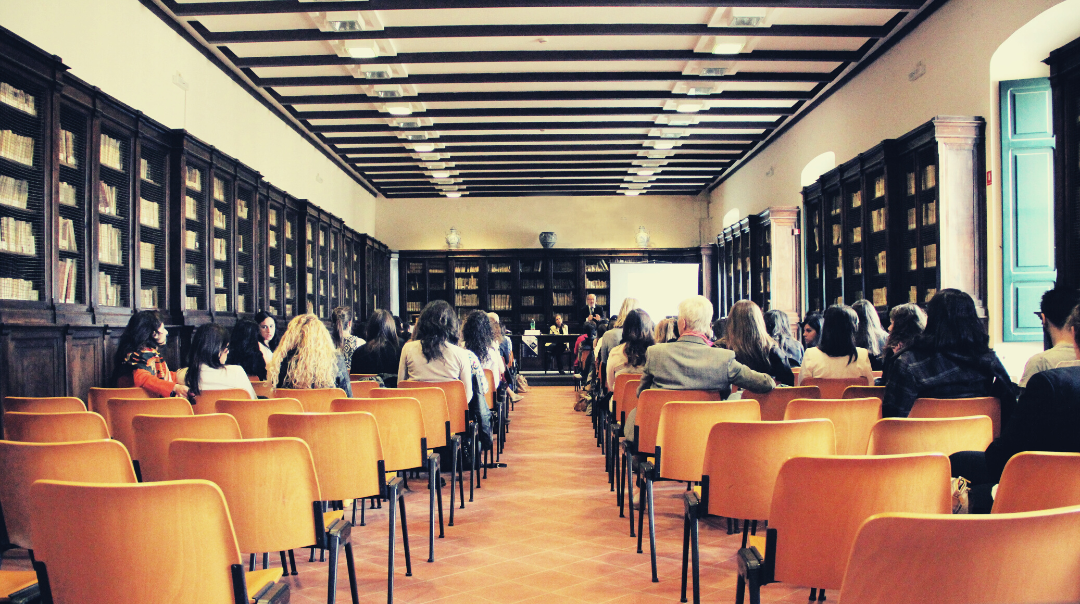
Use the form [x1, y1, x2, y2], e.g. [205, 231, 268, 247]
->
[726, 300, 795, 386]
[654, 317, 677, 343]
[267, 314, 353, 395]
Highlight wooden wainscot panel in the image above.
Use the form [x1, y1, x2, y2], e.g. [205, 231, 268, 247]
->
[65, 326, 106, 402]
[0, 326, 65, 402]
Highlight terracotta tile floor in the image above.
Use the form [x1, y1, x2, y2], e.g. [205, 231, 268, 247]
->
[0, 386, 821, 604]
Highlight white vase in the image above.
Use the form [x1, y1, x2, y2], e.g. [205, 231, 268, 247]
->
[445, 227, 462, 249]
[635, 226, 650, 248]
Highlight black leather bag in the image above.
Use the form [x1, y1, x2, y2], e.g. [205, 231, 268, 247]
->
[470, 374, 494, 451]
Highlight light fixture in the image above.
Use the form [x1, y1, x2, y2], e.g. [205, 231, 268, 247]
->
[727, 7, 772, 28]
[360, 65, 393, 79]
[445, 192, 462, 198]
[395, 119, 421, 129]
[633, 169, 656, 176]
[700, 67, 728, 77]
[687, 86, 715, 96]
[346, 43, 380, 59]
[431, 171, 451, 178]
[386, 104, 412, 116]
[375, 88, 402, 98]
[327, 20, 362, 32]
[403, 133, 428, 141]
[711, 36, 748, 55]
[622, 190, 643, 196]
[676, 102, 703, 113]
[653, 141, 675, 150]
[413, 143, 436, 153]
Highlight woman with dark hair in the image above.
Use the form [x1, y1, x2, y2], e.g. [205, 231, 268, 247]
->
[254, 310, 277, 367]
[351, 310, 402, 378]
[226, 319, 267, 380]
[852, 300, 889, 370]
[463, 309, 504, 390]
[797, 304, 875, 386]
[330, 306, 365, 371]
[111, 310, 187, 398]
[606, 309, 656, 388]
[878, 303, 927, 384]
[185, 324, 257, 400]
[398, 300, 486, 403]
[764, 309, 804, 367]
[883, 289, 1015, 418]
[801, 311, 824, 348]
[728, 301, 795, 386]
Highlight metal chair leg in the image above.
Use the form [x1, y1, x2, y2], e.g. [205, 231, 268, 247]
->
[637, 473, 646, 552]
[249, 553, 256, 571]
[388, 492, 397, 602]
[691, 514, 700, 604]
[279, 551, 288, 574]
[263, 552, 269, 569]
[327, 534, 340, 604]
[427, 464, 436, 563]
[647, 478, 658, 582]
[457, 440, 465, 508]
[398, 489, 412, 577]
[449, 438, 458, 526]
[344, 542, 360, 604]
[288, 549, 298, 575]
[627, 453, 636, 536]
[680, 513, 691, 603]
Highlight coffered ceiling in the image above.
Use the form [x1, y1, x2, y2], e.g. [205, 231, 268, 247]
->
[147, 0, 942, 199]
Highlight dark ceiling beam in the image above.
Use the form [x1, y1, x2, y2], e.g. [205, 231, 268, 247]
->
[311, 120, 777, 133]
[228, 48, 859, 68]
[194, 22, 892, 44]
[358, 161, 732, 172]
[339, 143, 752, 154]
[255, 71, 832, 87]
[292, 104, 800, 119]
[168, 0, 922, 17]
[351, 153, 738, 164]
[372, 171, 724, 180]
[274, 89, 815, 105]
[382, 191, 704, 198]
[381, 183, 708, 191]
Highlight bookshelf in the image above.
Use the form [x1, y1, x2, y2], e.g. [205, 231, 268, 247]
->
[283, 197, 301, 319]
[170, 132, 211, 324]
[209, 156, 234, 317]
[134, 130, 169, 314]
[263, 185, 285, 320]
[234, 164, 259, 317]
[54, 95, 88, 314]
[1050, 38, 1080, 289]
[714, 208, 800, 319]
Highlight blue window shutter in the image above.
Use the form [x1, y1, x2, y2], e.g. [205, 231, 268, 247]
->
[1001, 78, 1056, 342]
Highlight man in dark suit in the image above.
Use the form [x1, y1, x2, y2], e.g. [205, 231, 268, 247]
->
[582, 293, 606, 324]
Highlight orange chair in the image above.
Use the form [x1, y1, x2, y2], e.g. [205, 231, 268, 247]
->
[350, 373, 377, 380]
[169, 438, 359, 604]
[3, 396, 85, 414]
[621, 389, 722, 536]
[105, 397, 192, 457]
[482, 368, 507, 458]
[131, 414, 242, 482]
[736, 454, 951, 604]
[374, 387, 459, 528]
[30, 479, 286, 604]
[838, 506, 1080, 604]
[215, 397, 303, 439]
[350, 380, 379, 398]
[274, 387, 347, 413]
[191, 388, 253, 415]
[800, 377, 870, 399]
[866, 416, 993, 456]
[784, 397, 882, 455]
[400, 380, 476, 499]
[0, 440, 136, 553]
[992, 452, 1080, 514]
[842, 385, 885, 401]
[638, 401, 760, 582]
[87, 387, 151, 424]
[269, 411, 411, 601]
[604, 374, 641, 488]
[682, 419, 836, 604]
[344, 394, 444, 562]
[611, 378, 643, 499]
[2, 411, 109, 442]
[909, 396, 1002, 438]
[741, 386, 821, 421]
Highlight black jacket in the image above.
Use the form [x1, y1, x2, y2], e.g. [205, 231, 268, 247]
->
[351, 342, 401, 376]
[735, 347, 795, 387]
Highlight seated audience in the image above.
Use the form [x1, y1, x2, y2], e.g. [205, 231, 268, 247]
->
[574, 321, 597, 377]
[267, 314, 352, 396]
[853, 299, 888, 370]
[710, 318, 726, 348]
[801, 311, 823, 348]
[398, 300, 487, 403]
[727, 300, 795, 386]
[331, 306, 365, 372]
[350, 310, 402, 381]
[463, 309, 505, 390]
[1018, 285, 1080, 389]
[111, 310, 187, 398]
[878, 303, 926, 384]
[226, 319, 267, 380]
[654, 317, 677, 344]
[797, 304, 876, 387]
[598, 297, 640, 385]
[489, 312, 522, 402]
[185, 323, 257, 401]
[764, 309, 804, 367]
[882, 289, 1015, 418]
[606, 309, 655, 390]
[545, 313, 570, 373]
[254, 310, 277, 367]
[394, 315, 411, 349]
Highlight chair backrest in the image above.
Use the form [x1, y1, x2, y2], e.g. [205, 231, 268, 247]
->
[169, 437, 321, 554]
[215, 397, 303, 439]
[350, 373, 377, 380]
[30, 479, 242, 604]
[611, 373, 637, 413]
[374, 387, 447, 448]
[191, 388, 253, 415]
[2, 411, 109, 442]
[838, 506, 1080, 604]
[866, 416, 993, 456]
[0, 440, 136, 549]
[350, 380, 379, 398]
[268, 411, 383, 501]
[784, 397, 882, 455]
[106, 398, 193, 453]
[655, 401, 760, 482]
[842, 385, 885, 401]
[702, 419, 836, 520]
[87, 387, 151, 424]
[331, 397, 425, 473]
[3, 396, 86, 414]
[273, 387, 347, 413]
[400, 380, 469, 435]
[770, 453, 951, 590]
[131, 414, 242, 482]
[908, 396, 1002, 438]
[992, 452, 1080, 514]
[800, 377, 870, 399]
[617, 378, 643, 423]
[636, 389, 723, 454]
[251, 381, 276, 398]
[483, 368, 496, 410]
[740, 386, 821, 421]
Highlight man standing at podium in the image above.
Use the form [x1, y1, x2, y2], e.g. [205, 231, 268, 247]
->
[582, 293, 606, 324]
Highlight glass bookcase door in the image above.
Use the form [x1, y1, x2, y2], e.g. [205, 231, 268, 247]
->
[318, 223, 329, 318]
[803, 200, 823, 313]
[266, 202, 283, 317]
[915, 148, 941, 304]
[182, 162, 207, 311]
[55, 104, 87, 306]
[404, 259, 425, 321]
[136, 142, 167, 310]
[550, 258, 575, 319]
[842, 178, 866, 305]
[95, 127, 131, 308]
[211, 174, 233, 313]
[865, 169, 889, 311]
[584, 257, 609, 314]
[823, 189, 844, 306]
[304, 217, 316, 316]
[0, 71, 45, 305]
[488, 258, 513, 315]
[758, 224, 772, 311]
[518, 258, 545, 327]
[453, 258, 481, 322]
[723, 233, 735, 309]
[235, 183, 254, 315]
[284, 208, 298, 318]
[329, 229, 340, 311]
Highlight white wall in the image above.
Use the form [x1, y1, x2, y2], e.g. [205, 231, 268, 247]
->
[376, 194, 707, 250]
[0, 0, 377, 234]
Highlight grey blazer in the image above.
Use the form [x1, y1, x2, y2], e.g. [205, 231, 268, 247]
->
[637, 335, 776, 397]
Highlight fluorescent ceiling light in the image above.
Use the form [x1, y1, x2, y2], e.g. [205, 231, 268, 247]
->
[700, 67, 728, 77]
[712, 36, 747, 55]
[386, 105, 412, 116]
[431, 171, 451, 178]
[622, 190, 643, 196]
[444, 192, 462, 198]
[676, 102, 703, 113]
[729, 7, 771, 28]
[328, 20, 362, 32]
[346, 44, 379, 59]
[633, 169, 656, 176]
[687, 86, 715, 96]
[404, 133, 428, 141]
[413, 143, 436, 153]
[653, 141, 675, 150]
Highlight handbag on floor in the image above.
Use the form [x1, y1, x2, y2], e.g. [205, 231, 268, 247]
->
[516, 374, 529, 392]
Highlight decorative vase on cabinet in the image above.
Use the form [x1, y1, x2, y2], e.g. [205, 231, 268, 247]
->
[539, 231, 557, 248]
[446, 227, 462, 249]
[635, 226, 650, 248]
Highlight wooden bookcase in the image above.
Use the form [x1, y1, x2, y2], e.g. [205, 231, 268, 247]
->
[1049, 37, 1080, 289]
[714, 207, 801, 319]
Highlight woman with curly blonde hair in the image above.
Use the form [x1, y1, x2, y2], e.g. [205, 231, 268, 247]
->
[267, 314, 352, 395]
